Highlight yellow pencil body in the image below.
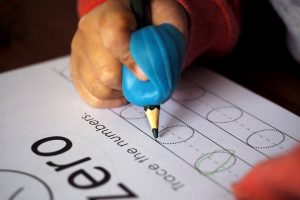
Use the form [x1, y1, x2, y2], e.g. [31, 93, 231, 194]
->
[144, 106, 160, 138]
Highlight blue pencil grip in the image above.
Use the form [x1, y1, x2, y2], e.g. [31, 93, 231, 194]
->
[122, 24, 185, 106]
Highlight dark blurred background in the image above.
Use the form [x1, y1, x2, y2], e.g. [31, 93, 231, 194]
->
[0, 0, 299, 115]
[0, 0, 77, 70]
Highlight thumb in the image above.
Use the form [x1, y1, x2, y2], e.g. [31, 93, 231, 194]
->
[151, 0, 188, 38]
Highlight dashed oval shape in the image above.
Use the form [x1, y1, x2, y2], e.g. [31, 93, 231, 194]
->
[206, 106, 243, 123]
[246, 129, 285, 149]
[120, 105, 146, 120]
[158, 125, 194, 144]
[172, 86, 205, 101]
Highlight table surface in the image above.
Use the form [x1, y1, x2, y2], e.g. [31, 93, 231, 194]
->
[0, 0, 299, 116]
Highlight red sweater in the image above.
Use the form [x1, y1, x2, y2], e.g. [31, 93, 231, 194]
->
[77, 0, 241, 67]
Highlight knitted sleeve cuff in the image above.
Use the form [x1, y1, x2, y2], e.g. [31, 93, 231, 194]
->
[177, 0, 241, 67]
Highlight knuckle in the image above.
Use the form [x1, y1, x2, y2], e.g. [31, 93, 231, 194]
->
[109, 10, 130, 27]
[102, 13, 134, 52]
[78, 15, 89, 31]
[103, 28, 127, 51]
[101, 68, 115, 80]
[119, 50, 131, 64]
[88, 80, 113, 99]
[97, 63, 123, 90]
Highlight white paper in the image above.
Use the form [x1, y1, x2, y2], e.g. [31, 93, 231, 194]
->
[1, 56, 299, 200]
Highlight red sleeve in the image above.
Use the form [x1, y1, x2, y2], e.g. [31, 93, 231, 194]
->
[77, 0, 106, 17]
[77, 0, 241, 67]
[177, 0, 241, 67]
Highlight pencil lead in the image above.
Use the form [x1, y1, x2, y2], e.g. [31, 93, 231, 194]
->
[152, 128, 158, 139]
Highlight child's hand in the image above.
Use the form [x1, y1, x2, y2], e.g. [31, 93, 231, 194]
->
[71, 0, 187, 108]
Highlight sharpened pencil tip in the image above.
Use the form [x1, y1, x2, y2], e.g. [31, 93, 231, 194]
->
[152, 128, 158, 139]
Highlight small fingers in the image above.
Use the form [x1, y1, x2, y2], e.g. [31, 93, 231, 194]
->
[80, 29, 123, 90]
[78, 52, 124, 100]
[72, 19, 124, 98]
[71, 3, 130, 108]
[70, 48, 127, 108]
[72, 75, 127, 108]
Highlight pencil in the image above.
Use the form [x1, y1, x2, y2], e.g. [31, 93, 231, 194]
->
[130, 0, 161, 139]
[144, 105, 160, 138]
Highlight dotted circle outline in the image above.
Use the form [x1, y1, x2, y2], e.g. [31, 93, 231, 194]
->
[120, 105, 146, 120]
[246, 129, 285, 149]
[172, 87, 206, 101]
[158, 125, 195, 145]
[206, 106, 243, 124]
[194, 150, 237, 175]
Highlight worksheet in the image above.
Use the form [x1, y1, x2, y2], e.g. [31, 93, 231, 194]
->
[0, 56, 299, 200]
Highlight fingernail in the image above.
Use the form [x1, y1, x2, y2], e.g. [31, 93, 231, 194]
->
[135, 65, 148, 81]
